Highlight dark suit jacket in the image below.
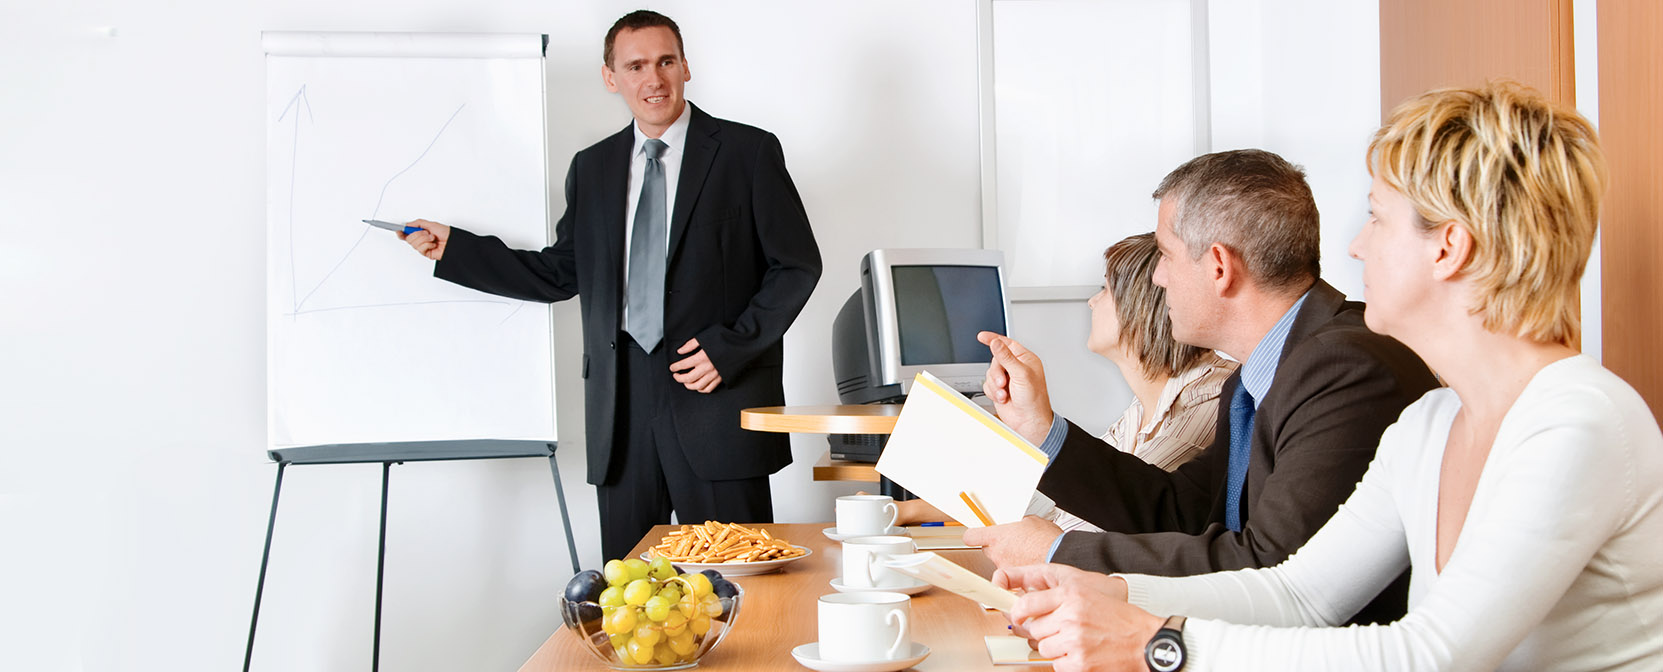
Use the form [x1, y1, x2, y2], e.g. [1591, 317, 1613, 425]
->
[434, 104, 822, 486]
[1043, 280, 1438, 622]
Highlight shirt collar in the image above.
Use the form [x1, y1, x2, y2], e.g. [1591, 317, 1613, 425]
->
[632, 103, 692, 158]
[1237, 290, 1312, 407]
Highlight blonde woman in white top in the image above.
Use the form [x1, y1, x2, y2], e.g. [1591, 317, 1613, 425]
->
[891, 233, 1236, 530]
[994, 83, 1663, 671]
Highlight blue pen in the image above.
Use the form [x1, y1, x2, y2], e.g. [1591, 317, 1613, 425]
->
[363, 219, 422, 234]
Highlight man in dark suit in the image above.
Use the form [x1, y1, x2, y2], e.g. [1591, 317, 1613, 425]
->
[401, 10, 821, 560]
[965, 149, 1438, 624]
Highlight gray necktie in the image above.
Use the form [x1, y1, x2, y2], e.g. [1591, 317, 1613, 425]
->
[625, 139, 668, 352]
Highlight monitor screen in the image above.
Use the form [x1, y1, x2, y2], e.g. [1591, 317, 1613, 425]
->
[891, 265, 1004, 366]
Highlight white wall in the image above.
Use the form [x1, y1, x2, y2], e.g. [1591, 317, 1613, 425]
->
[0, 1, 1379, 670]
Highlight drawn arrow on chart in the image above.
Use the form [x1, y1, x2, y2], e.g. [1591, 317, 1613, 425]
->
[278, 97, 520, 321]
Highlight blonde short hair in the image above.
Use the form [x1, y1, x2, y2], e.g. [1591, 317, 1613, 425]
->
[1369, 82, 1607, 345]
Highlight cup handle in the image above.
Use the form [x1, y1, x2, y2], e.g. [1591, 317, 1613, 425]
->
[884, 608, 909, 660]
[862, 551, 879, 586]
[883, 502, 898, 530]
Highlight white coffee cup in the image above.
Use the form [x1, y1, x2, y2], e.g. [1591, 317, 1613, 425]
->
[841, 535, 916, 589]
[836, 494, 898, 535]
[818, 591, 912, 662]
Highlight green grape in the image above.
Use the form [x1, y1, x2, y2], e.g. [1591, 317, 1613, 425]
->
[644, 595, 674, 622]
[623, 579, 654, 606]
[605, 605, 636, 635]
[689, 614, 711, 636]
[678, 592, 699, 618]
[598, 586, 625, 608]
[626, 637, 655, 665]
[623, 558, 651, 582]
[701, 593, 723, 617]
[603, 559, 630, 587]
[633, 623, 661, 647]
[668, 629, 698, 656]
[655, 643, 679, 665]
[648, 556, 677, 581]
[685, 572, 713, 598]
[607, 632, 629, 651]
[662, 611, 688, 637]
[656, 586, 681, 605]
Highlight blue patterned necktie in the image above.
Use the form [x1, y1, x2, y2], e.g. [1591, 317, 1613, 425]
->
[625, 139, 668, 352]
[1224, 382, 1255, 532]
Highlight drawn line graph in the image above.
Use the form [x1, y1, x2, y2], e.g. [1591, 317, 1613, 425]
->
[276, 87, 522, 319]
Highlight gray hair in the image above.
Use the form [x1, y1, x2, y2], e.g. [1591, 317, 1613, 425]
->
[1151, 149, 1321, 292]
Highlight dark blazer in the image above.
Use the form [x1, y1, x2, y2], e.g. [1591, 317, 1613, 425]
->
[435, 104, 822, 485]
[1043, 280, 1437, 621]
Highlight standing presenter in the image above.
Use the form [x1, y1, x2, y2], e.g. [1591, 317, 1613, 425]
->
[400, 10, 821, 560]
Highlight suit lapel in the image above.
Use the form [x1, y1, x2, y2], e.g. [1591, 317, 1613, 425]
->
[669, 105, 718, 265]
[600, 124, 633, 284]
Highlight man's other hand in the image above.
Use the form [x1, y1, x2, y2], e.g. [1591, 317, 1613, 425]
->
[977, 332, 1055, 446]
[670, 338, 722, 393]
[962, 515, 1064, 569]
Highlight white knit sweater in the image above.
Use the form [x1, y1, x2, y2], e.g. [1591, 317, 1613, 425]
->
[1122, 355, 1663, 671]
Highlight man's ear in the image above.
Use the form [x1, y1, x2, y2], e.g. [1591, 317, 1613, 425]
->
[1432, 220, 1473, 281]
[602, 64, 619, 93]
[1209, 242, 1241, 296]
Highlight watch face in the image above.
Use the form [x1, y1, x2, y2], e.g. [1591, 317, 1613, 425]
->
[1147, 634, 1184, 672]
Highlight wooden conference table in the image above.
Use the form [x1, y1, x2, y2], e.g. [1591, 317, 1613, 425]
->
[519, 523, 1021, 670]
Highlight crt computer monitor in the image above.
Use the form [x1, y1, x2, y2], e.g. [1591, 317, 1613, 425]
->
[832, 248, 1010, 406]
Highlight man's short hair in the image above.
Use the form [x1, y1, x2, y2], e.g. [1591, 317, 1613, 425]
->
[1151, 149, 1321, 292]
[1103, 233, 1209, 380]
[603, 10, 684, 68]
[1370, 81, 1607, 346]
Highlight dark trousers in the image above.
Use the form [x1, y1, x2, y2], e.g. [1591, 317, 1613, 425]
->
[596, 335, 773, 561]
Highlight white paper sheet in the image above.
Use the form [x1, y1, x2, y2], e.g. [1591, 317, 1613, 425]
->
[265, 32, 555, 448]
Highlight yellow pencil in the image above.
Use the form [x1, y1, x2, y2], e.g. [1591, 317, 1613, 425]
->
[959, 490, 995, 527]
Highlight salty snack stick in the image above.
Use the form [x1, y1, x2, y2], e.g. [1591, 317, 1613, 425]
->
[649, 521, 808, 563]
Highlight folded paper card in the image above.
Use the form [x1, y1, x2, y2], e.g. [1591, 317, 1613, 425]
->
[985, 635, 1053, 665]
[882, 551, 1017, 613]
[875, 371, 1048, 526]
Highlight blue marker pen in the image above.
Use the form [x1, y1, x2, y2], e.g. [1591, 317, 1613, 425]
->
[363, 219, 422, 234]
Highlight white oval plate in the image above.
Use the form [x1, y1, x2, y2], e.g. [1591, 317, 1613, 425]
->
[641, 546, 814, 577]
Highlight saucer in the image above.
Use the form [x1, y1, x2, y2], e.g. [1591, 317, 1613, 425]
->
[829, 577, 931, 595]
[791, 642, 931, 672]
[823, 526, 906, 541]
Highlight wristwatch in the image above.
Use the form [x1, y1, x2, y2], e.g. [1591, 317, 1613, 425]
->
[1144, 615, 1187, 672]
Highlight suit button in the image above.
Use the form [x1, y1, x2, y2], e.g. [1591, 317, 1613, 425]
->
[609, 340, 616, 350]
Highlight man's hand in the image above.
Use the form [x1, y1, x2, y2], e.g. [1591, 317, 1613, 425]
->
[399, 219, 451, 261]
[994, 564, 1157, 672]
[670, 338, 722, 393]
[962, 515, 1064, 569]
[977, 332, 1055, 446]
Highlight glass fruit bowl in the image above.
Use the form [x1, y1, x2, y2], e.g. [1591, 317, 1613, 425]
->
[561, 579, 743, 670]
